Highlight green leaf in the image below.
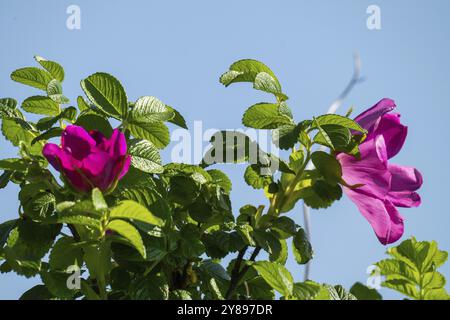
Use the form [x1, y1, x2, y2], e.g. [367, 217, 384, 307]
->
[92, 188, 108, 212]
[34, 55, 65, 82]
[178, 224, 205, 258]
[110, 267, 132, 291]
[254, 72, 289, 101]
[389, 237, 448, 273]
[128, 139, 163, 174]
[76, 96, 90, 112]
[0, 98, 22, 119]
[40, 270, 77, 299]
[83, 241, 111, 284]
[235, 224, 256, 246]
[170, 290, 192, 300]
[375, 237, 450, 300]
[11, 67, 53, 91]
[19, 184, 56, 220]
[56, 199, 102, 218]
[202, 131, 257, 166]
[129, 273, 169, 300]
[1, 117, 42, 155]
[326, 285, 357, 300]
[166, 105, 188, 129]
[0, 98, 17, 110]
[0, 170, 13, 189]
[47, 213, 101, 230]
[272, 123, 301, 150]
[383, 279, 420, 299]
[41, 108, 67, 126]
[220, 59, 287, 100]
[128, 121, 170, 149]
[118, 184, 170, 221]
[32, 127, 63, 145]
[253, 229, 281, 256]
[288, 149, 305, 173]
[110, 200, 164, 227]
[4, 220, 60, 277]
[107, 220, 146, 258]
[168, 175, 200, 206]
[0, 158, 28, 171]
[75, 113, 113, 137]
[292, 228, 313, 265]
[49, 237, 83, 270]
[237, 205, 257, 225]
[314, 125, 351, 151]
[165, 163, 213, 181]
[271, 216, 297, 239]
[21, 96, 60, 116]
[292, 281, 323, 300]
[203, 231, 246, 258]
[350, 282, 382, 300]
[270, 238, 288, 265]
[313, 114, 366, 133]
[244, 165, 271, 190]
[221, 59, 278, 85]
[202, 131, 280, 174]
[0, 219, 17, 249]
[303, 179, 343, 209]
[311, 151, 342, 184]
[47, 79, 69, 104]
[19, 285, 53, 300]
[207, 169, 232, 193]
[252, 261, 294, 297]
[242, 103, 292, 129]
[130, 96, 174, 122]
[80, 72, 128, 119]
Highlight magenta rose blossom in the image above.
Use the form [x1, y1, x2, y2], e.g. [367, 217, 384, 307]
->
[43, 125, 131, 193]
[336, 98, 423, 245]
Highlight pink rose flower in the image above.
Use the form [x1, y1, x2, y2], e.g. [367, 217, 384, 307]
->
[337, 98, 423, 245]
[43, 125, 131, 193]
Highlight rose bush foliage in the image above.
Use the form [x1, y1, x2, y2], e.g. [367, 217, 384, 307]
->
[0, 56, 447, 300]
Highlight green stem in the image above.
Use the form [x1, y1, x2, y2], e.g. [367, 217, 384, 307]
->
[58, 104, 64, 128]
[268, 151, 311, 216]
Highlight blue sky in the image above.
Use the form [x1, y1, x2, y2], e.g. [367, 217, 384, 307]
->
[1, 0, 449, 299]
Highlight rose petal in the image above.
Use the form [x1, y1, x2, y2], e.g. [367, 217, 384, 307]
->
[110, 129, 127, 156]
[387, 191, 421, 208]
[354, 98, 396, 131]
[81, 151, 115, 191]
[43, 143, 90, 192]
[89, 130, 107, 146]
[118, 155, 131, 180]
[63, 170, 92, 193]
[43, 143, 67, 171]
[371, 113, 408, 159]
[337, 135, 391, 199]
[388, 164, 423, 192]
[62, 125, 96, 160]
[345, 188, 404, 245]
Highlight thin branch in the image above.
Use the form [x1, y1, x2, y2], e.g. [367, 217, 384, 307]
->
[225, 246, 248, 299]
[225, 246, 261, 300]
[302, 52, 364, 281]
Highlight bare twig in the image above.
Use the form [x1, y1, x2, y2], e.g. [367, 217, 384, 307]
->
[302, 53, 364, 281]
